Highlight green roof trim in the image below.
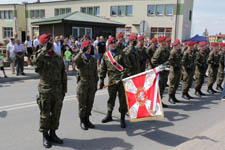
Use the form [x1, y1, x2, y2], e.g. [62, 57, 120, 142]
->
[31, 11, 125, 26]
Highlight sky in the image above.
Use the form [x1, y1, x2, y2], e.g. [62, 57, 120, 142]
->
[0, 0, 224, 36]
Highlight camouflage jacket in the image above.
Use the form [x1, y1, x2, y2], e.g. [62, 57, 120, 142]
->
[195, 51, 208, 73]
[151, 47, 170, 68]
[169, 48, 182, 70]
[100, 49, 131, 84]
[124, 45, 141, 75]
[135, 45, 147, 64]
[74, 51, 98, 83]
[207, 51, 220, 68]
[32, 46, 67, 94]
[218, 50, 224, 73]
[182, 50, 195, 72]
[116, 42, 125, 52]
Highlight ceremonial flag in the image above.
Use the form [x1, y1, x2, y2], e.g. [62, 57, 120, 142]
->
[122, 67, 164, 122]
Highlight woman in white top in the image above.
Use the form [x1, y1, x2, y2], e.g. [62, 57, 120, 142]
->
[24, 35, 33, 67]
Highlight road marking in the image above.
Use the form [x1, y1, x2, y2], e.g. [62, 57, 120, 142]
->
[0, 90, 108, 112]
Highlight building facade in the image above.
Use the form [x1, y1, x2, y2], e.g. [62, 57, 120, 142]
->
[0, 0, 194, 43]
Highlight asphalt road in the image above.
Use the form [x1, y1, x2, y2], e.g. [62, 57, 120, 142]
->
[0, 76, 224, 150]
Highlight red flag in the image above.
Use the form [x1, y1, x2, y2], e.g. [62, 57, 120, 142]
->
[122, 67, 164, 122]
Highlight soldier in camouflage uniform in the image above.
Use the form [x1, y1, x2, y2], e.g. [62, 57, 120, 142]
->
[151, 36, 170, 108]
[207, 42, 220, 94]
[168, 40, 182, 104]
[116, 32, 125, 52]
[32, 34, 67, 148]
[146, 38, 158, 69]
[136, 35, 147, 72]
[166, 37, 172, 51]
[194, 42, 208, 97]
[181, 41, 196, 100]
[216, 43, 225, 91]
[74, 40, 98, 130]
[99, 37, 130, 128]
[124, 34, 141, 75]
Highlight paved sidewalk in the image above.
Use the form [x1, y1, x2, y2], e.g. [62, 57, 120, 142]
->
[0, 66, 76, 83]
[170, 116, 225, 150]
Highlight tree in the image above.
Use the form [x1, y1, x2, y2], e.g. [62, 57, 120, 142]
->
[202, 28, 209, 37]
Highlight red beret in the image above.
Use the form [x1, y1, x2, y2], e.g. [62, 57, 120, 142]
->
[166, 37, 171, 42]
[186, 41, 196, 46]
[158, 36, 166, 43]
[116, 33, 124, 38]
[173, 39, 180, 46]
[199, 42, 207, 47]
[220, 43, 225, 48]
[81, 40, 90, 48]
[108, 37, 116, 45]
[39, 34, 51, 44]
[138, 35, 144, 41]
[211, 42, 218, 47]
[151, 38, 157, 43]
[129, 34, 136, 41]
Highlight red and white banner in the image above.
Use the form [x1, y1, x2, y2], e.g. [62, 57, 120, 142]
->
[122, 67, 164, 122]
[106, 50, 123, 71]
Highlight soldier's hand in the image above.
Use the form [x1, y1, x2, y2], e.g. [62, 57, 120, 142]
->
[99, 81, 104, 89]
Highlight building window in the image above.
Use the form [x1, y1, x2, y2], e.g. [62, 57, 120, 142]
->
[166, 5, 173, 15]
[126, 5, 132, 16]
[94, 7, 100, 16]
[189, 10, 192, 21]
[147, 5, 155, 16]
[156, 5, 164, 16]
[119, 6, 125, 16]
[150, 27, 172, 39]
[87, 7, 93, 15]
[81, 7, 87, 13]
[111, 6, 118, 16]
[0, 10, 13, 19]
[55, 8, 71, 16]
[72, 27, 92, 39]
[3, 27, 13, 38]
[81, 7, 100, 16]
[66, 8, 71, 14]
[40, 9, 45, 18]
[116, 27, 131, 35]
[0, 11, 4, 19]
[30, 9, 45, 19]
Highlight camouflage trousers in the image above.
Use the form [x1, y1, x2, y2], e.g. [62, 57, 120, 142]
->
[208, 67, 218, 88]
[38, 92, 64, 132]
[77, 80, 97, 118]
[195, 71, 205, 90]
[159, 71, 169, 98]
[168, 69, 181, 95]
[107, 82, 127, 114]
[182, 69, 194, 93]
[216, 71, 224, 86]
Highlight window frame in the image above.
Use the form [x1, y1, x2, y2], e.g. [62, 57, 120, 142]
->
[126, 5, 133, 16]
[118, 6, 125, 16]
[3, 27, 13, 38]
[156, 5, 164, 16]
[147, 5, 155, 16]
[165, 4, 174, 16]
[94, 6, 100, 16]
[111, 6, 118, 16]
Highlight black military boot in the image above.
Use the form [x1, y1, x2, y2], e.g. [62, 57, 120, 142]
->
[195, 89, 201, 97]
[211, 88, 218, 93]
[187, 92, 194, 99]
[50, 130, 63, 144]
[182, 92, 190, 100]
[102, 111, 113, 123]
[173, 94, 181, 103]
[43, 131, 52, 148]
[80, 117, 88, 130]
[120, 113, 126, 128]
[168, 94, 176, 104]
[162, 103, 168, 108]
[216, 85, 223, 91]
[86, 116, 95, 129]
[207, 88, 215, 94]
[199, 90, 206, 96]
